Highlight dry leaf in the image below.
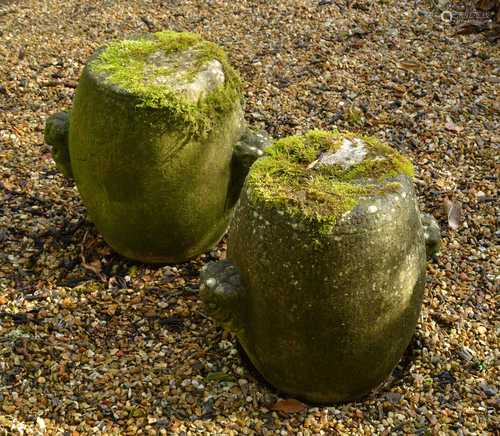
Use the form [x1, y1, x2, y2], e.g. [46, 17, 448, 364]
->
[205, 372, 236, 383]
[271, 398, 307, 413]
[454, 21, 490, 36]
[443, 197, 462, 230]
[81, 256, 106, 281]
[354, 408, 364, 418]
[398, 61, 425, 72]
[62, 297, 77, 309]
[1, 180, 14, 191]
[443, 197, 453, 219]
[97, 245, 112, 256]
[476, 0, 497, 11]
[58, 363, 66, 377]
[41, 152, 53, 161]
[106, 304, 118, 316]
[130, 296, 142, 305]
[0, 295, 7, 305]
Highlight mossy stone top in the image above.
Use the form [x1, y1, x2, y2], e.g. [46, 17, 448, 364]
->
[67, 32, 245, 263]
[88, 31, 242, 139]
[246, 130, 414, 236]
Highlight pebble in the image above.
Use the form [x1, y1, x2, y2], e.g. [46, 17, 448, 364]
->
[478, 381, 497, 397]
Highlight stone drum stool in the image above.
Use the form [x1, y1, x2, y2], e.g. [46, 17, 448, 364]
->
[200, 130, 439, 403]
[44, 31, 269, 263]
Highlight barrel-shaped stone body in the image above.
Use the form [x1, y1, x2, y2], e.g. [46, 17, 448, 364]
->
[69, 45, 243, 263]
[227, 177, 426, 403]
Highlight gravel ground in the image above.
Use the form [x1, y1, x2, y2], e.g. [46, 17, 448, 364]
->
[0, 0, 498, 434]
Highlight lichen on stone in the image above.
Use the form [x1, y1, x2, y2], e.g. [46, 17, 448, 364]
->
[88, 30, 242, 139]
[246, 129, 414, 234]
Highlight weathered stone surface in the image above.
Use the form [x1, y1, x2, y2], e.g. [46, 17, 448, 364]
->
[200, 130, 428, 403]
[45, 31, 260, 263]
[200, 260, 245, 334]
[227, 128, 272, 207]
[233, 128, 272, 167]
[315, 137, 367, 169]
[146, 48, 225, 102]
[44, 111, 72, 178]
[421, 213, 441, 257]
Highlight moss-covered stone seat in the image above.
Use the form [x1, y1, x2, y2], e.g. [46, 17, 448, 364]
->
[200, 130, 440, 403]
[44, 31, 270, 263]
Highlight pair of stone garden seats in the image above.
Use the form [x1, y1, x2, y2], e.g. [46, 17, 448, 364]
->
[45, 31, 440, 404]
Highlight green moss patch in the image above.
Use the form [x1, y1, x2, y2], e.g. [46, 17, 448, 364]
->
[89, 31, 242, 139]
[246, 130, 414, 234]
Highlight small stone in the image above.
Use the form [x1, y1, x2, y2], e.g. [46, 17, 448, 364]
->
[477, 325, 487, 335]
[36, 417, 46, 432]
[457, 346, 475, 362]
[479, 381, 497, 397]
[386, 392, 402, 403]
[206, 278, 217, 288]
[147, 50, 225, 103]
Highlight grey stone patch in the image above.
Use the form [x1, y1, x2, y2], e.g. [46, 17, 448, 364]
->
[478, 380, 497, 397]
[145, 48, 225, 102]
[317, 137, 367, 169]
